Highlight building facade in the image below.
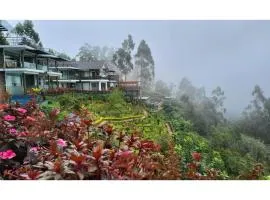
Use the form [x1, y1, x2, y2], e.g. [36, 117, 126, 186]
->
[0, 20, 138, 98]
[0, 44, 66, 95]
[0, 45, 120, 95]
[56, 60, 120, 91]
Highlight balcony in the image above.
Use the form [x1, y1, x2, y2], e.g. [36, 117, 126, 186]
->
[119, 81, 140, 91]
[37, 64, 47, 71]
[108, 74, 119, 81]
[5, 59, 19, 68]
[48, 67, 58, 73]
[60, 75, 78, 80]
[80, 75, 107, 80]
[3, 60, 50, 72]
[24, 62, 36, 69]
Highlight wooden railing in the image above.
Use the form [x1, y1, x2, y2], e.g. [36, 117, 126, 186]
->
[118, 81, 140, 90]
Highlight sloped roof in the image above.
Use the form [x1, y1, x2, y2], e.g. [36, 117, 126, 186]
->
[0, 20, 12, 31]
[37, 54, 69, 61]
[58, 60, 116, 71]
[75, 60, 106, 70]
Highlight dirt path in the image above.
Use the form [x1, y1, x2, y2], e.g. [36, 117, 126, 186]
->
[165, 122, 174, 135]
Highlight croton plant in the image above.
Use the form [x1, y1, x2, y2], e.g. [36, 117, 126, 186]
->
[0, 100, 262, 180]
[0, 100, 181, 180]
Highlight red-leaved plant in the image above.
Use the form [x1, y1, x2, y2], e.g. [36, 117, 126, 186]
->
[0, 100, 179, 180]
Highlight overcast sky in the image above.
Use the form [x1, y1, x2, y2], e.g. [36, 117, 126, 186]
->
[8, 20, 270, 117]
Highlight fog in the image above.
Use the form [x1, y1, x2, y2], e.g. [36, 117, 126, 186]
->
[9, 20, 270, 118]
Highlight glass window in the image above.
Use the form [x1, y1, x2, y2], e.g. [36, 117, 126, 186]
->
[6, 74, 22, 87]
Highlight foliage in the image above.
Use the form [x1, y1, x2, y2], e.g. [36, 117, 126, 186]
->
[86, 90, 143, 118]
[108, 88, 126, 106]
[162, 98, 269, 178]
[174, 78, 226, 136]
[58, 53, 71, 60]
[239, 85, 270, 143]
[42, 94, 90, 114]
[77, 44, 115, 61]
[155, 80, 171, 97]
[0, 101, 180, 180]
[12, 20, 43, 47]
[0, 31, 8, 45]
[0, 91, 10, 103]
[135, 40, 155, 92]
[48, 49, 71, 60]
[238, 163, 265, 180]
[181, 151, 224, 180]
[113, 35, 135, 80]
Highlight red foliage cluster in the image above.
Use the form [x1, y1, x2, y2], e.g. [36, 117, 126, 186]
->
[0, 101, 179, 180]
[238, 163, 264, 180]
[183, 152, 222, 180]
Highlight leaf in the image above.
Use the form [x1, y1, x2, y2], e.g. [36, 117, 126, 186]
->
[39, 171, 56, 180]
[77, 171, 84, 180]
[64, 169, 76, 175]
[88, 165, 98, 173]
[93, 144, 103, 160]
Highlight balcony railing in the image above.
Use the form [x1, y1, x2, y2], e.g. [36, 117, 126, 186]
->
[48, 68, 58, 73]
[6, 86, 24, 96]
[58, 75, 119, 81]
[108, 75, 119, 81]
[80, 75, 107, 80]
[24, 62, 36, 69]
[5, 59, 19, 68]
[37, 64, 47, 71]
[60, 75, 78, 80]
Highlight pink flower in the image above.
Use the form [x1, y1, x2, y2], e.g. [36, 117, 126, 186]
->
[57, 138, 67, 147]
[26, 116, 36, 122]
[9, 128, 17, 135]
[30, 147, 39, 153]
[68, 122, 74, 126]
[0, 149, 16, 159]
[17, 108, 27, 114]
[3, 115, 16, 121]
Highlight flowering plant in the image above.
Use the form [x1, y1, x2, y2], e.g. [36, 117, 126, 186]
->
[0, 100, 178, 180]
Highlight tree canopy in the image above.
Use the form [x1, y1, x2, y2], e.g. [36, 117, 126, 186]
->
[12, 20, 43, 48]
[112, 34, 135, 80]
[239, 85, 270, 143]
[77, 44, 115, 62]
[155, 80, 171, 97]
[135, 40, 155, 92]
[0, 31, 8, 45]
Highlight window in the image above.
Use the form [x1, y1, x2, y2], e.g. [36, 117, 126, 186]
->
[6, 74, 22, 87]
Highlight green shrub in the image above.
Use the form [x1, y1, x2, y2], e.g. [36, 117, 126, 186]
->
[220, 150, 255, 177]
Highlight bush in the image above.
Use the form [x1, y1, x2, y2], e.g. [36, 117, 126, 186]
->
[0, 100, 179, 180]
[220, 150, 255, 177]
[108, 89, 126, 106]
[240, 134, 268, 162]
